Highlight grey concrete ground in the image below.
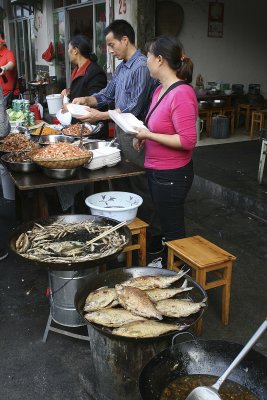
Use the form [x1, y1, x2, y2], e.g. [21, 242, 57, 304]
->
[0, 139, 267, 399]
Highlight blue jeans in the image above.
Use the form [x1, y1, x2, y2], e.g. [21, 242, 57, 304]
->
[146, 161, 194, 242]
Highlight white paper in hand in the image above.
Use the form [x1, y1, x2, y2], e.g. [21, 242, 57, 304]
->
[56, 109, 72, 126]
[108, 110, 145, 134]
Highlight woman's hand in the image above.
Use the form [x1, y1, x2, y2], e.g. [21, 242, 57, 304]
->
[134, 126, 151, 140]
[61, 103, 69, 114]
[133, 137, 145, 152]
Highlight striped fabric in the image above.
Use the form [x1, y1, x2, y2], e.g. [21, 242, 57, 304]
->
[94, 49, 155, 117]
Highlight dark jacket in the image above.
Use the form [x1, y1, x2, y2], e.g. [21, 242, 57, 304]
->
[69, 61, 108, 140]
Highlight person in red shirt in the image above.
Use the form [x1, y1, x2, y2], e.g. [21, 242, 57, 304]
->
[0, 37, 19, 103]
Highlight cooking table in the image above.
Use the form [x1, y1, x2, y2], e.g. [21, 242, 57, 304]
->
[5, 160, 145, 221]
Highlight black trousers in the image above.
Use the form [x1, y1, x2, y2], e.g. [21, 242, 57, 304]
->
[146, 160, 194, 242]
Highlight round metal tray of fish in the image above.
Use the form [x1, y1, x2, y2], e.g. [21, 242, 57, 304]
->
[1, 153, 37, 173]
[75, 267, 207, 341]
[41, 166, 77, 179]
[9, 214, 132, 271]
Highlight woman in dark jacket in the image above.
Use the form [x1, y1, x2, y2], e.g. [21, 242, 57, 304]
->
[61, 35, 108, 139]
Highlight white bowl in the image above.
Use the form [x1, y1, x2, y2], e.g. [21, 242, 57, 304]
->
[67, 104, 90, 118]
[85, 191, 143, 223]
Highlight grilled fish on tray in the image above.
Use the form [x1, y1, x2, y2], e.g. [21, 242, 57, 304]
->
[84, 287, 118, 312]
[112, 320, 185, 338]
[117, 286, 162, 320]
[156, 298, 207, 318]
[115, 269, 189, 291]
[84, 308, 146, 328]
[145, 280, 193, 302]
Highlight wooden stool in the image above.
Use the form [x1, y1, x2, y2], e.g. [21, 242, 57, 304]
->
[236, 103, 262, 131]
[222, 106, 235, 135]
[250, 110, 267, 138]
[123, 217, 148, 267]
[166, 235, 236, 335]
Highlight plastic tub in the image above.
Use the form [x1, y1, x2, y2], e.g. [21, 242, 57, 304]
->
[85, 191, 143, 223]
[46, 94, 63, 115]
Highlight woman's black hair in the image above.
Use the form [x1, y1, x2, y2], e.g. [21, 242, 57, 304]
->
[104, 19, 135, 44]
[69, 35, 97, 62]
[145, 35, 193, 83]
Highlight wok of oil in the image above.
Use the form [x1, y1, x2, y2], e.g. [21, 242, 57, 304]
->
[160, 374, 258, 400]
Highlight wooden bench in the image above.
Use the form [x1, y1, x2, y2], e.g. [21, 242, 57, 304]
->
[123, 217, 148, 267]
[166, 235, 236, 335]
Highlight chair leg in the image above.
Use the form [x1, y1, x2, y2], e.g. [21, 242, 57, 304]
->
[258, 140, 267, 184]
[221, 263, 232, 325]
[138, 227, 147, 266]
[193, 269, 206, 336]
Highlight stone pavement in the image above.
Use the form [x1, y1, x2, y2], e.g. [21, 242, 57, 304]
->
[0, 139, 267, 399]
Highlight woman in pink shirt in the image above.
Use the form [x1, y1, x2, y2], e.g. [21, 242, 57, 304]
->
[134, 35, 197, 264]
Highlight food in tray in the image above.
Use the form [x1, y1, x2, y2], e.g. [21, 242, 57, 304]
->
[82, 273, 205, 338]
[112, 320, 183, 338]
[84, 309, 146, 328]
[31, 142, 90, 160]
[14, 220, 128, 263]
[4, 151, 33, 163]
[0, 133, 38, 152]
[84, 287, 119, 312]
[117, 286, 163, 320]
[61, 123, 91, 137]
[31, 126, 58, 135]
[156, 298, 206, 318]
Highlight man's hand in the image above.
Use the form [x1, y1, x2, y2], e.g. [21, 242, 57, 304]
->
[77, 108, 104, 123]
[72, 97, 88, 105]
[61, 89, 70, 97]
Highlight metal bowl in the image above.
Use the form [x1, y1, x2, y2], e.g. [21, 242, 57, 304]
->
[1, 153, 37, 173]
[38, 134, 76, 145]
[41, 167, 77, 179]
[82, 140, 109, 151]
[198, 101, 210, 109]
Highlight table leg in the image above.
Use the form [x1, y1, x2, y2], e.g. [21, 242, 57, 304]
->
[258, 140, 267, 184]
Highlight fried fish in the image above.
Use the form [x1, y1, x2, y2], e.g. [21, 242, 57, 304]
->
[84, 308, 146, 327]
[116, 269, 190, 291]
[156, 298, 206, 318]
[146, 280, 193, 302]
[84, 287, 118, 312]
[116, 286, 162, 320]
[112, 320, 183, 338]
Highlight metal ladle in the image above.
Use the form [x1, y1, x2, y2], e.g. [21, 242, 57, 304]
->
[186, 318, 267, 400]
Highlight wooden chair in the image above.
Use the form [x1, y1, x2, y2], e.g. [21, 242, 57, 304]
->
[236, 103, 262, 131]
[250, 110, 267, 138]
[166, 235, 236, 335]
[123, 217, 148, 267]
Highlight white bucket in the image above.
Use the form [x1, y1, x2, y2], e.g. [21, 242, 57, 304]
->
[46, 94, 63, 115]
[0, 164, 15, 200]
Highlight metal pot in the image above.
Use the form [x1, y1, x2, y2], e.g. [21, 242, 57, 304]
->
[9, 214, 132, 271]
[75, 267, 207, 341]
[139, 338, 267, 399]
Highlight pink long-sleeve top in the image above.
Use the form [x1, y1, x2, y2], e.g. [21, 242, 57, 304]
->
[144, 83, 198, 170]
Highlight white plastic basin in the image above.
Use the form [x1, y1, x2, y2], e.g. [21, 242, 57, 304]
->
[85, 191, 143, 223]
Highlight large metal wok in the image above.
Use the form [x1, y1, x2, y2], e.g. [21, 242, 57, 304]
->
[75, 267, 207, 342]
[9, 214, 132, 271]
[139, 338, 267, 399]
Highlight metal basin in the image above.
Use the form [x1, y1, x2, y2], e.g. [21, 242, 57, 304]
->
[38, 134, 75, 145]
[82, 140, 110, 151]
[1, 153, 37, 173]
[41, 167, 77, 179]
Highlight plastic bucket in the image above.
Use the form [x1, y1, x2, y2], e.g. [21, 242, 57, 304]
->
[0, 164, 15, 200]
[46, 94, 63, 115]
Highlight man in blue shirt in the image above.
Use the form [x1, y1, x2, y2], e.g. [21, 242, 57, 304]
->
[73, 19, 162, 251]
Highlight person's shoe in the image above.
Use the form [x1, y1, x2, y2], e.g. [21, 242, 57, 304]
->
[147, 257, 163, 268]
[0, 248, 8, 261]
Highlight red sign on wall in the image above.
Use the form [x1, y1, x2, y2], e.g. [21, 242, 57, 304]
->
[208, 2, 224, 38]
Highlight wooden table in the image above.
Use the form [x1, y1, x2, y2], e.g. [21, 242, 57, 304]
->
[6, 160, 145, 221]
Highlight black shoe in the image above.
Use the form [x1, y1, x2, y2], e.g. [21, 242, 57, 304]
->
[0, 248, 8, 261]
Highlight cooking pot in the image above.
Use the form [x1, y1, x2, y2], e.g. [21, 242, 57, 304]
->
[139, 337, 267, 400]
[75, 267, 207, 341]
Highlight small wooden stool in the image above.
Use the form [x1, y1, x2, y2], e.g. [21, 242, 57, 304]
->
[166, 235, 236, 335]
[123, 217, 148, 267]
[236, 103, 262, 131]
[250, 110, 267, 138]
